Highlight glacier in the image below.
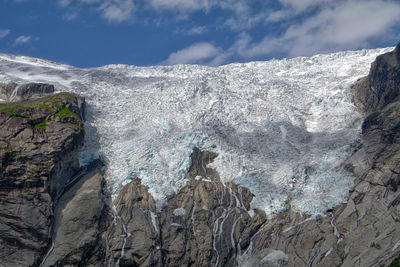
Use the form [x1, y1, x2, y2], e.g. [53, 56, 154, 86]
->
[0, 47, 394, 215]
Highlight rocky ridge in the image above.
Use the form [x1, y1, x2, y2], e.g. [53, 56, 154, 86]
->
[0, 89, 89, 266]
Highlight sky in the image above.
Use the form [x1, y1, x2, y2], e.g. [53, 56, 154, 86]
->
[0, 0, 399, 68]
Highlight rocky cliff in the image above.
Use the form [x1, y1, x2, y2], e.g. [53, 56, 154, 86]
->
[1, 43, 400, 267]
[0, 87, 108, 266]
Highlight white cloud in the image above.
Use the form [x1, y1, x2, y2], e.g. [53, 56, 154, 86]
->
[187, 26, 207, 35]
[55, 0, 400, 64]
[278, 0, 333, 12]
[58, 0, 129, 23]
[0, 29, 10, 38]
[148, 0, 211, 13]
[63, 11, 79, 20]
[164, 42, 221, 65]
[58, 0, 100, 6]
[233, 0, 400, 59]
[14, 35, 31, 45]
[165, 0, 400, 66]
[58, 0, 71, 7]
[223, 12, 265, 30]
[98, 0, 135, 23]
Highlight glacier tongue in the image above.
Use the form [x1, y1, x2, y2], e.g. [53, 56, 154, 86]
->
[0, 47, 394, 214]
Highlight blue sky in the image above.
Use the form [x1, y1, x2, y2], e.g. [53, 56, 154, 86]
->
[0, 0, 400, 68]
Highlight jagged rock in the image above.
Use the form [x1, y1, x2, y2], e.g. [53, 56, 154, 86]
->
[160, 179, 266, 267]
[185, 147, 220, 181]
[0, 82, 55, 102]
[0, 90, 86, 266]
[104, 178, 161, 267]
[104, 148, 266, 267]
[352, 43, 400, 114]
[40, 160, 109, 267]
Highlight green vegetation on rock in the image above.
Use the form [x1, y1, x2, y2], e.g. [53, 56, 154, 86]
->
[0, 92, 77, 115]
[55, 107, 81, 120]
[33, 121, 46, 129]
[55, 106, 83, 130]
[0, 92, 83, 131]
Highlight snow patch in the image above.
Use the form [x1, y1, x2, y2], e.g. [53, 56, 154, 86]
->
[173, 207, 186, 216]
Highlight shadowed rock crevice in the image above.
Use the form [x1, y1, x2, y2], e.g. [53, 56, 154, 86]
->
[185, 147, 219, 181]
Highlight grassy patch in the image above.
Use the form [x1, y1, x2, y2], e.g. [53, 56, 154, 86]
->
[0, 92, 76, 115]
[55, 106, 83, 130]
[55, 107, 80, 120]
[0, 106, 31, 119]
[0, 140, 10, 151]
[33, 121, 46, 129]
[66, 122, 83, 130]
[25, 172, 39, 182]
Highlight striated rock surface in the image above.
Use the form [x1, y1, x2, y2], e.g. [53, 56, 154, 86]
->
[40, 160, 109, 267]
[101, 148, 266, 267]
[352, 43, 400, 114]
[0, 87, 104, 267]
[0, 82, 55, 102]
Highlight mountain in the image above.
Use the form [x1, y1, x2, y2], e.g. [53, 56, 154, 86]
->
[0, 43, 400, 266]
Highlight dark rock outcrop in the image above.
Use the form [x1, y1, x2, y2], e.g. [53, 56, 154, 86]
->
[0, 87, 109, 267]
[104, 178, 161, 266]
[100, 148, 266, 267]
[0, 82, 55, 102]
[352, 43, 400, 114]
[40, 160, 109, 267]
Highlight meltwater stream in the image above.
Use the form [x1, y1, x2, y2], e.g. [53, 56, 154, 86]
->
[0, 47, 393, 215]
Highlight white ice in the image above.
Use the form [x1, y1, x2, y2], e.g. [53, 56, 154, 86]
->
[0, 47, 394, 215]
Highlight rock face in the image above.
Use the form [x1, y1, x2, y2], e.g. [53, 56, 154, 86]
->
[40, 160, 109, 267]
[352, 43, 400, 114]
[0, 82, 55, 102]
[101, 149, 266, 267]
[0, 88, 94, 266]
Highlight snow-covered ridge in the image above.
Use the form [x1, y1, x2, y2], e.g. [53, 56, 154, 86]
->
[0, 47, 394, 214]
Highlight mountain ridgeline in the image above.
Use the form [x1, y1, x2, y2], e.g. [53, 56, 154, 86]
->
[0, 43, 400, 266]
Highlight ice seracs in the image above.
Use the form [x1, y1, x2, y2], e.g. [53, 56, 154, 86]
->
[0, 47, 394, 215]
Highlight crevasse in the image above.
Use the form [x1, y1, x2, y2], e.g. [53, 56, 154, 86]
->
[0, 47, 394, 214]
